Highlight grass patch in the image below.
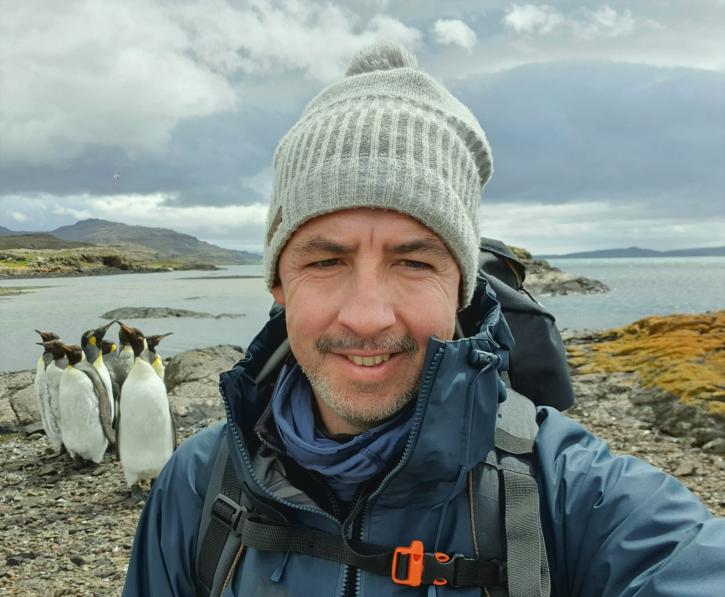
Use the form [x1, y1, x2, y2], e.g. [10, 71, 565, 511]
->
[0, 259, 30, 270]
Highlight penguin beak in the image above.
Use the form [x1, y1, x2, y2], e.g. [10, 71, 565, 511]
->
[95, 321, 114, 341]
[119, 322, 136, 339]
[35, 329, 57, 342]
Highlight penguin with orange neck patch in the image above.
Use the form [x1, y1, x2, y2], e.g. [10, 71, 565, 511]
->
[81, 322, 116, 434]
[146, 332, 172, 380]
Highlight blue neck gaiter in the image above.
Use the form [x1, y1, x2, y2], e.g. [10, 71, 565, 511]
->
[272, 363, 414, 503]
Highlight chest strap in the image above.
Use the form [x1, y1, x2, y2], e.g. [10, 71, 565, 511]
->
[210, 487, 507, 591]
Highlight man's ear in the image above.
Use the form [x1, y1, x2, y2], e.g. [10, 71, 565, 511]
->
[271, 284, 285, 306]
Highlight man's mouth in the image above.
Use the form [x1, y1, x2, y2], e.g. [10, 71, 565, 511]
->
[345, 354, 392, 367]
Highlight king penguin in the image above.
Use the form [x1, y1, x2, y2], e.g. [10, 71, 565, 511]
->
[101, 338, 122, 422]
[33, 330, 59, 441]
[37, 339, 67, 452]
[58, 344, 115, 463]
[146, 332, 173, 381]
[117, 323, 175, 498]
[116, 321, 138, 382]
[81, 322, 116, 431]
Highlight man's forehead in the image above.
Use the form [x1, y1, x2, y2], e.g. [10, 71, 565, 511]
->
[287, 208, 450, 252]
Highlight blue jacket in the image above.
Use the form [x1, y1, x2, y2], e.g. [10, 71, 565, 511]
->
[123, 306, 725, 596]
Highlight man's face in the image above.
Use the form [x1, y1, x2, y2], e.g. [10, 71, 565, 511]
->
[272, 208, 461, 435]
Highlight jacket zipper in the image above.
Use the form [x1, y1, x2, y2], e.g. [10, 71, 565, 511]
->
[219, 344, 447, 596]
[219, 382, 340, 526]
[342, 346, 447, 597]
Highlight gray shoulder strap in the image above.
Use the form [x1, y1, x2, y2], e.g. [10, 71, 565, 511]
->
[196, 430, 247, 597]
[495, 387, 538, 454]
[493, 388, 551, 597]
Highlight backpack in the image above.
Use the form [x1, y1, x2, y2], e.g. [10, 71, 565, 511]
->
[193, 237, 564, 596]
[195, 388, 549, 597]
[459, 237, 574, 411]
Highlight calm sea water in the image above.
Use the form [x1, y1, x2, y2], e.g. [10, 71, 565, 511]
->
[1, 258, 723, 373]
[543, 256, 725, 330]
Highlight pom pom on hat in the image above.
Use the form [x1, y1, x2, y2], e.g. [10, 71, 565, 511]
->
[345, 40, 418, 76]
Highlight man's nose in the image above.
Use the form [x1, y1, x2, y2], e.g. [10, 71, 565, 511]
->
[336, 267, 396, 338]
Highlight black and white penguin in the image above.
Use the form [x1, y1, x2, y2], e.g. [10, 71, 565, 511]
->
[81, 322, 116, 429]
[58, 344, 115, 463]
[33, 330, 59, 446]
[36, 339, 67, 452]
[101, 339, 122, 421]
[146, 332, 173, 381]
[116, 321, 138, 382]
[117, 323, 175, 498]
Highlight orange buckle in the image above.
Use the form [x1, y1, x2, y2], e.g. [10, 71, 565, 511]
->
[391, 540, 425, 586]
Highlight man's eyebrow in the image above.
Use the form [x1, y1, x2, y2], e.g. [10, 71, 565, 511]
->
[389, 237, 450, 258]
[296, 236, 352, 254]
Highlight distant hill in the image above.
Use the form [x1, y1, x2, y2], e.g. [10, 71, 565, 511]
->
[538, 246, 725, 259]
[0, 225, 21, 236]
[51, 219, 260, 265]
[0, 234, 92, 250]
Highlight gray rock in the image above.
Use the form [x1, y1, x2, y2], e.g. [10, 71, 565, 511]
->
[165, 344, 245, 425]
[703, 438, 725, 455]
[525, 270, 609, 296]
[0, 395, 19, 428]
[0, 370, 38, 426]
[101, 306, 243, 320]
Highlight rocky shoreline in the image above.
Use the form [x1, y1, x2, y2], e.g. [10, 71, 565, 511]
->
[0, 247, 222, 279]
[512, 246, 609, 296]
[1, 245, 607, 298]
[1, 326, 723, 594]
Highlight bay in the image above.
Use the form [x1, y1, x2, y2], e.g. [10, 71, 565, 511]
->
[2, 257, 724, 373]
[543, 256, 725, 330]
[0, 265, 273, 373]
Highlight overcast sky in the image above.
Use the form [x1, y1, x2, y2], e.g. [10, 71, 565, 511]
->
[1, 0, 724, 254]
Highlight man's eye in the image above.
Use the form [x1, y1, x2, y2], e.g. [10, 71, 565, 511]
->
[402, 259, 431, 270]
[311, 258, 341, 268]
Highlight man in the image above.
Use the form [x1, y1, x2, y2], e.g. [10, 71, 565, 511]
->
[123, 42, 724, 596]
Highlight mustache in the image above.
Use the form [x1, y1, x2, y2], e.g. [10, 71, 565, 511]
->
[315, 334, 418, 355]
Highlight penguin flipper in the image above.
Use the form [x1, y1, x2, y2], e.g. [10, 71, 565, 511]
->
[77, 361, 116, 445]
[116, 401, 122, 462]
[169, 403, 177, 450]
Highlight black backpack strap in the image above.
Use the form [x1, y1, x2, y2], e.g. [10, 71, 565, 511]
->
[194, 438, 507, 592]
[196, 432, 247, 597]
[493, 389, 550, 597]
[210, 509, 506, 590]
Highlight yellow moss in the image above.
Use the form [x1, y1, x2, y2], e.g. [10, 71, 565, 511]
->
[571, 311, 725, 420]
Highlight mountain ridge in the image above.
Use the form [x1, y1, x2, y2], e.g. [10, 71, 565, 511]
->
[538, 246, 725, 259]
[2, 219, 260, 264]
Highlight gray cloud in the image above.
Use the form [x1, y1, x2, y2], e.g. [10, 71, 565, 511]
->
[453, 62, 725, 213]
[1, 0, 723, 252]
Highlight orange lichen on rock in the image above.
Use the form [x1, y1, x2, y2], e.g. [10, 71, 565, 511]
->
[567, 311, 725, 417]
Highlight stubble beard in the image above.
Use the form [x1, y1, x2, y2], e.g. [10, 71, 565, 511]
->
[300, 333, 420, 431]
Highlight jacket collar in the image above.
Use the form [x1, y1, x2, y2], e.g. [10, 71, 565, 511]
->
[219, 281, 513, 507]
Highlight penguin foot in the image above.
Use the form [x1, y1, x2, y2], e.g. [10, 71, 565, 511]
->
[129, 483, 146, 504]
[43, 444, 67, 460]
[71, 458, 98, 471]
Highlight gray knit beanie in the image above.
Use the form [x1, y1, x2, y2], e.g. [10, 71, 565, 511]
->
[264, 41, 493, 307]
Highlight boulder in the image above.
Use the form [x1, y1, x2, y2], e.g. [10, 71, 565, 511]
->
[165, 345, 245, 426]
[101, 307, 243, 320]
[510, 246, 609, 296]
[0, 370, 36, 428]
